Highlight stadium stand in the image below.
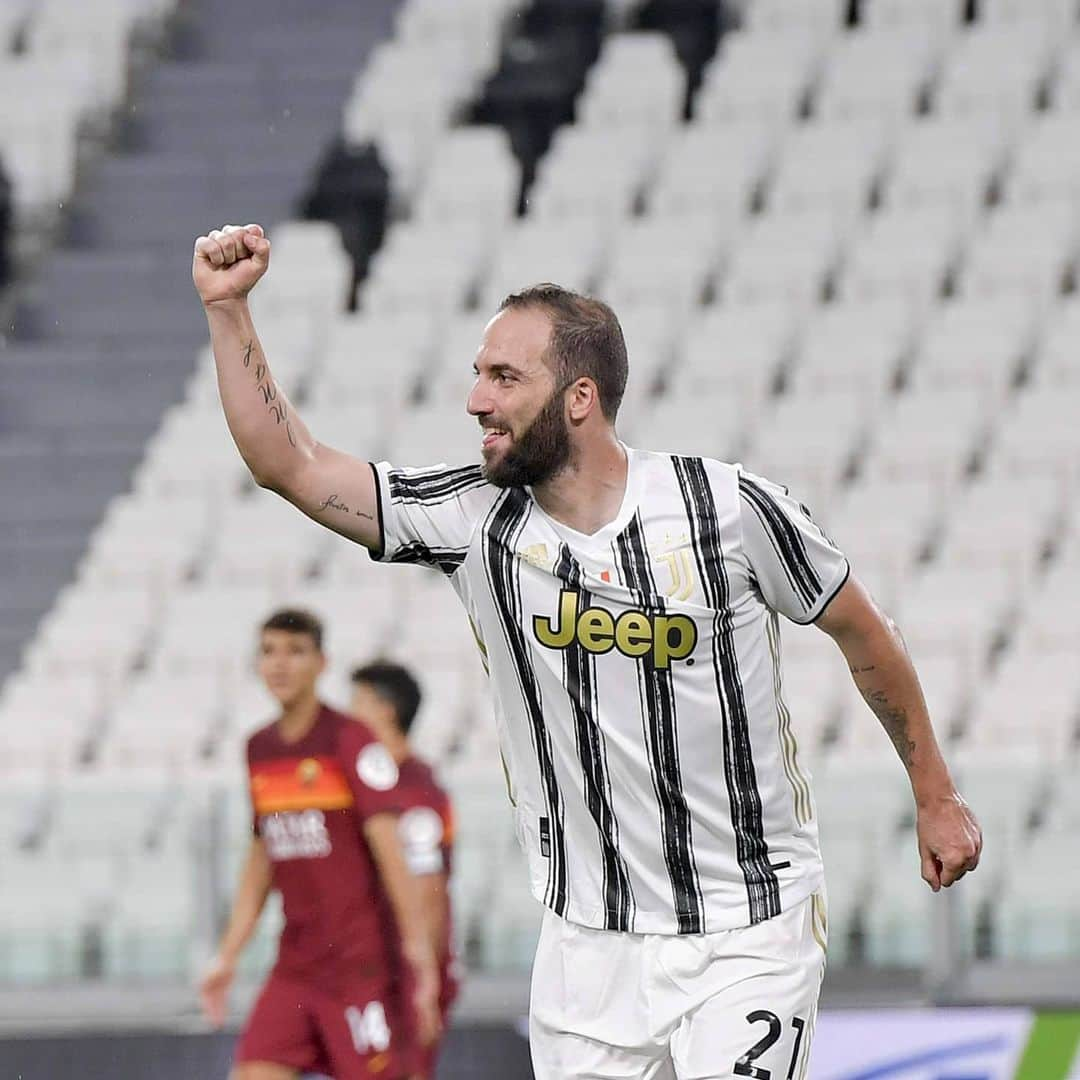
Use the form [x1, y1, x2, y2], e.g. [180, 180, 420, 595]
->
[1, 0, 1078, 1007]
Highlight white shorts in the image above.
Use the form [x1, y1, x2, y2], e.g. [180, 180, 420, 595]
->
[529, 891, 827, 1080]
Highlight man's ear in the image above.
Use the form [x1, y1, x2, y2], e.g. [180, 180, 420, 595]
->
[566, 377, 600, 422]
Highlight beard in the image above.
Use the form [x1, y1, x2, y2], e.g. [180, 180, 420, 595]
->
[482, 388, 572, 489]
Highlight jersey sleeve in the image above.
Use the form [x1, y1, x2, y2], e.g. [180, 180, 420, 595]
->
[246, 737, 261, 837]
[398, 804, 449, 876]
[737, 467, 850, 625]
[368, 461, 493, 576]
[336, 722, 404, 821]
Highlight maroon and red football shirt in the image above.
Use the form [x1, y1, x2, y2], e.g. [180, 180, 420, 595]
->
[246, 703, 403, 994]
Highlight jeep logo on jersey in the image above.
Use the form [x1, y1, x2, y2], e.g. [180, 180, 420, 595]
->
[533, 589, 697, 669]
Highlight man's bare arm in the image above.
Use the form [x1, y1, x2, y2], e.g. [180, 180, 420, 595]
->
[364, 813, 441, 1045]
[199, 837, 273, 1026]
[415, 871, 450, 967]
[193, 224, 381, 550]
[814, 575, 982, 890]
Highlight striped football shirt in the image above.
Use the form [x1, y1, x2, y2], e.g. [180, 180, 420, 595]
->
[369, 447, 850, 935]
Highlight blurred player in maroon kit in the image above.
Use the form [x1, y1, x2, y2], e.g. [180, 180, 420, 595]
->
[199, 610, 439, 1080]
[350, 662, 459, 1080]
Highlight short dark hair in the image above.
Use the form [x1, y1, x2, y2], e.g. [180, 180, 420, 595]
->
[350, 660, 422, 735]
[260, 608, 324, 651]
[499, 283, 629, 420]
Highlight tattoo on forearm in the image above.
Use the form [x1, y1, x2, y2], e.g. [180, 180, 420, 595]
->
[850, 664, 876, 674]
[861, 687, 916, 767]
[242, 340, 296, 448]
[317, 493, 374, 521]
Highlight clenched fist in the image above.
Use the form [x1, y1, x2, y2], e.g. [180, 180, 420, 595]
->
[192, 223, 270, 306]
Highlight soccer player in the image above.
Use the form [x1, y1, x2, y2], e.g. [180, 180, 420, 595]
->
[349, 661, 459, 1080]
[199, 609, 439, 1080]
[194, 224, 981, 1079]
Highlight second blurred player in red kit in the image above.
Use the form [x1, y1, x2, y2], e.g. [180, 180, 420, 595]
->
[350, 662, 459, 1080]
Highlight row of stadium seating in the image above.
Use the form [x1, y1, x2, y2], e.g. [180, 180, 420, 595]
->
[0, 0, 176, 229]
[4, 733, 1080, 983]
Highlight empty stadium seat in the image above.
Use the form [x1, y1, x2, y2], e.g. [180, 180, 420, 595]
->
[986, 385, 1080, 479]
[672, 300, 798, 408]
[413, 127, 520, 228]
[749, 389, 874, 505]
[827, 476, 943, 584]
[958, 199, 1078, 301]
[933, 472, 1064, 574]
[766, 119, 892, 219]
[313, 309, 438, 408]
[907, 295, 1038, 398]
[600, 216, 722, 319]
[479, 218, 608, 312]
[814, 25, 945, 124]
[787, 297, 915, 400]
[1006, 114, 1080, 211]
[860, 387, 997, 489]
[695, 29, 828, 129]
[840, 204, 972, 306]
[528, 126, 663, 222]
[722, 207, 850, 305]
[884, 116, 1010, 216]
[647, 120, 778, 227]
[861, 0, 965, 32]
[577, 32, 685, 132]
[934, 21, 1058, 119]
[966, 646, 1080, 752]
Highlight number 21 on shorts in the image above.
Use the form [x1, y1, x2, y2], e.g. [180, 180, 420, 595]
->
[345, 1001, 391, 1055]
[734, 1011, 807, 1080]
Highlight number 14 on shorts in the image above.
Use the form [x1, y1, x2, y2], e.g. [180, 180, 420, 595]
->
[735, 1011, 807, 1080]
[345, 1001, 391, 1055]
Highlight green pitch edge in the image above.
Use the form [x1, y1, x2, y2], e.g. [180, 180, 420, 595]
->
[1014, 1012, 1080, 1080]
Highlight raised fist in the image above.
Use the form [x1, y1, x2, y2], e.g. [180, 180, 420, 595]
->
[192, 223, 270, 305]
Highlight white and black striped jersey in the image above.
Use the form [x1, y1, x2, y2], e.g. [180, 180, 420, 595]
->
[369, 447, 850, 935]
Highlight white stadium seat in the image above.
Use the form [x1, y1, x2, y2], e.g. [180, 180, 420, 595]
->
[814, 26, 945, 126]
[722, 208, 850, 305]
[314, 309, 437, 409]
[860, 387, 997, 490]
[828, 477, 945, 589]
[528, 127, 665, 223]
[414, 127, 520, 228]
[1032, 298, 1080, 386]
[934, 472, 1064, 574]
[696, 29, 829, 129]
[934, 22, 1058, 119]
[577, 33, 685, 133]
[634, 389, 749, 464]
[673, 300, 799, 408]
[958, 199, 1078, 301]
[202, 495, 334, 589]
[967, 647, 1080, 753]
[788, 297, 916, 400]
[839, 204, 973, 306]
[907, 295, 1039, 399]
[1007, 113, 1080, 208]
[986, 386, 1080, 480]
[600, 216, 723, 320]
[648, 121, 779, 227]
[766, 120, 892, 218]
[749, 389, 875, 506]
[884, 116, 1011, 216]
[860, 0, 964, 34]
[479, 218, 609, 313]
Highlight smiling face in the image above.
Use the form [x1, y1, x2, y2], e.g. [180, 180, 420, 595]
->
[466, 306, 573, 488]
[257, 629, 325, 710]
